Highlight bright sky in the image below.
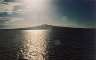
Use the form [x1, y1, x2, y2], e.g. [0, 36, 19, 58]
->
[0, 0, 96, 29]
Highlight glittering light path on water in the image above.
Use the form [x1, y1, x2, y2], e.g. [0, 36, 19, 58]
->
[21, 30, 48, 60]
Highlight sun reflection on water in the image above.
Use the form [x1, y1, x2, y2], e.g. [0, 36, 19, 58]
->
[20, 30, 48, 60]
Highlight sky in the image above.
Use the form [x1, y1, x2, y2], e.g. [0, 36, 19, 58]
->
[0, 0, 96, 28]
[52, 0, 96, 27]
[22, 0, 96, 28]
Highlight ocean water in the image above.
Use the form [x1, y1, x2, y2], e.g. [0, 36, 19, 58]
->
[0, 30, 49, 60]
[0, 28, 95, 60]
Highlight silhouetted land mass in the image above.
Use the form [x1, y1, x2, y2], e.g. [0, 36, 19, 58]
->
[1, 24, 95, 30]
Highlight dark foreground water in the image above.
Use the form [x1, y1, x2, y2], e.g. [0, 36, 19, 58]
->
[0, 30, 49, 60]
[0, 28, 95, 60]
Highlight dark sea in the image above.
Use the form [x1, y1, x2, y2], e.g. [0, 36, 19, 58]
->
[0, 27, 95, 60]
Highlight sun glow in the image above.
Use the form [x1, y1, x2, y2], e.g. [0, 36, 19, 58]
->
[21, 0, 56, 26]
